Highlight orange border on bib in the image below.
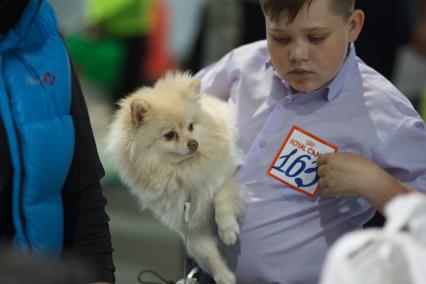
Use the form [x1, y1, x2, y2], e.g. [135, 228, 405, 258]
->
[267, 125, 338, 197]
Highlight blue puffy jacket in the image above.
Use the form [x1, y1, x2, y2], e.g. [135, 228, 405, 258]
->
[0, 0, 74, 255]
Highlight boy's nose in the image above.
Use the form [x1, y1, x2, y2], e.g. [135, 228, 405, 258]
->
[289, 43, 309, 61]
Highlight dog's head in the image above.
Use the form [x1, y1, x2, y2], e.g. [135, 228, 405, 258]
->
[119, 72, 207, 165]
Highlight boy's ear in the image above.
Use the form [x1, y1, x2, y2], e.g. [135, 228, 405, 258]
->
[348, 9, 365, 43]
[186, 80, 202, 101]
[130, 99, 149, 126]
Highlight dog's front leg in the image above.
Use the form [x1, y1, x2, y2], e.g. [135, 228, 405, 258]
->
[186, 228, 236, 284]
[214, 177, 243, 246]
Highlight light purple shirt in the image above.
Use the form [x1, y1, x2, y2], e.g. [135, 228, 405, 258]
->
[195, 40, 426, 284]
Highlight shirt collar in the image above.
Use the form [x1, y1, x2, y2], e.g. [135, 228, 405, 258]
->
[326, 44, 357, 101]
[264, 44, 358, 101]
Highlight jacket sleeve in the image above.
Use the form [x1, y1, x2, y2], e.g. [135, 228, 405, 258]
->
[61, 63, 115, 283]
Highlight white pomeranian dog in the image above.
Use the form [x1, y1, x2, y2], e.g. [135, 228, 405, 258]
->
[106, 72, 243, 284]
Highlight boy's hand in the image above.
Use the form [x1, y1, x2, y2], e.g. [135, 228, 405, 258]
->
[317, 153, 396, 197]
[317, 153, 413, 213]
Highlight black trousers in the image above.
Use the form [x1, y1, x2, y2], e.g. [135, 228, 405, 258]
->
[112, 36, 148, 104]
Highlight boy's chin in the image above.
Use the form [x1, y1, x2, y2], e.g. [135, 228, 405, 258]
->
[289, 82, 320, 93]
[286, 77, 327, 93]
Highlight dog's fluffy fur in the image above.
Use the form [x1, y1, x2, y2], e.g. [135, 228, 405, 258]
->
[106, 72, 243, 284]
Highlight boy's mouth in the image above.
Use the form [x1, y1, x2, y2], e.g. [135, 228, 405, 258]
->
[289, 68, 311, 74]
[288, 69, 314, 78]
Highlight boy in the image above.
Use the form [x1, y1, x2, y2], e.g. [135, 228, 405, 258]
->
[194, 0, 426, 283]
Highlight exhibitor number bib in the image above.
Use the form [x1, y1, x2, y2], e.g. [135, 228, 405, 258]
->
[267, 125, 338, 196]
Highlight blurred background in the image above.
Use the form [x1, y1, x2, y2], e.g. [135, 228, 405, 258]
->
[48, 0, 426, 283]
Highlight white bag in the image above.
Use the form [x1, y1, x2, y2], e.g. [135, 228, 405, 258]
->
[320, 193, 426, 284]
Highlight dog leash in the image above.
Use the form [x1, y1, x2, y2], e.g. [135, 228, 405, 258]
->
[176, 198, 199, 284]
[183, 199, 191, 284]
[137, 198, 198, 284]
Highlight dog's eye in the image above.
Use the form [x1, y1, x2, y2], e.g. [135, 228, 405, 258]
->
[164, 131, 176, 141]
[188, 123, 194, 131]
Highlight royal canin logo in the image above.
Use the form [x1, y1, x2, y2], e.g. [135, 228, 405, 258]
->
[306, 140, 316, 147]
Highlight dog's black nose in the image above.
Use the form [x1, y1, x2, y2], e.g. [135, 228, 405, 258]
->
[187, 139, 198, 152]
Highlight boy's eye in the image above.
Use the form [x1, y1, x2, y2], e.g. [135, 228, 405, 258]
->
[188, 123, 194, 131]
[307, 35, 326, 44]
[270, 34, 291, 45]
[164, 131, 176, 141]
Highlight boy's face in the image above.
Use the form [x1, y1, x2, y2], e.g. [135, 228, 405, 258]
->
[265, 0, 363, 93]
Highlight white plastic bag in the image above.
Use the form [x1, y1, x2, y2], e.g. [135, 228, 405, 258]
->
[320, 193, 426, 284]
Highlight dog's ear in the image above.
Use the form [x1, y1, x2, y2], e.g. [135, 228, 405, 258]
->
[186, 80, 202, 101]
[131, 100, 149, 126]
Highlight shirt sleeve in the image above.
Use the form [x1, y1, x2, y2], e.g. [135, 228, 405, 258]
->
[61, 63, 115, 283]
[374, 116, 426, 193]
[194, 50, 239, 101]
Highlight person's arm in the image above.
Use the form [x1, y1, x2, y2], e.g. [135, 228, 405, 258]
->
[317, 113, 426, 214]
[61, 64, 115, 284]
[317, 152, 414, 214]
[194, 50, 238, 101]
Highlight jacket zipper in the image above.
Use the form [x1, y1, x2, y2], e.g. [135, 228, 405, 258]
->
[4, 85, 30, 249]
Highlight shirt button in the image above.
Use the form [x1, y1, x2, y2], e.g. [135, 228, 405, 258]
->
[286, 96, 293, 104]
[258, 139, 267, 148]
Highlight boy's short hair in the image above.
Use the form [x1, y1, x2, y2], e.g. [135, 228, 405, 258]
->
[259, 0, 355, 23]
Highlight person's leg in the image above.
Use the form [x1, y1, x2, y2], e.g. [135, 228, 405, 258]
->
[112, 36, 147, 104]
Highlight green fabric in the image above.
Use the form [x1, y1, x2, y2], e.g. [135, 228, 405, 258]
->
[65, 34, 127, 89]
[85, 0, 153, 37]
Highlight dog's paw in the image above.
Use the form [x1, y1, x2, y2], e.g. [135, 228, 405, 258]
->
[217, 217, 239, 246]
[214, 270, 236, 284]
